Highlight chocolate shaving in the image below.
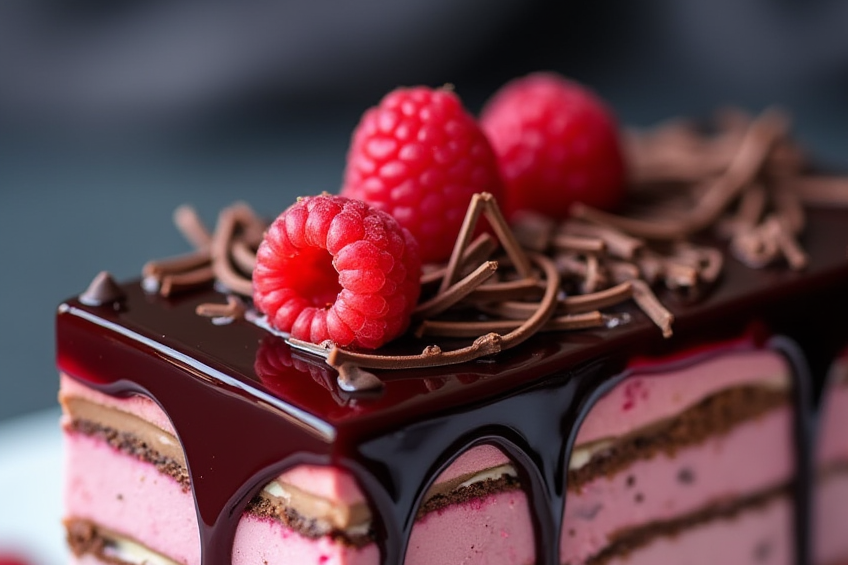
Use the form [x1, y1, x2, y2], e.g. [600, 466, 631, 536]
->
[196, 295, 247, 320]
[174, 204, 213, 249]
[421, 233, 497, 287]
[161, 266, 216, 297]
[575, 108, 789, 240]
[414, 261, 498, 319]
[631, 280, 674, 338]
[210, 205, 255, 296]
[440, 193, 532, 294]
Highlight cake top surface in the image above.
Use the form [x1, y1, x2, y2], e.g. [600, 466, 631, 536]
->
[56, 205, 848, 442]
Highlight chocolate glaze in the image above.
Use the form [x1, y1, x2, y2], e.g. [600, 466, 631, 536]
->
[56, 207, 848, 565]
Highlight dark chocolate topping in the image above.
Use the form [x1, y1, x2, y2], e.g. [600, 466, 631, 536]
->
[57, 205, 848, 565]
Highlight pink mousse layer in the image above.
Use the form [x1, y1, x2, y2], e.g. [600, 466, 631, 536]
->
[562, 405, 793, 565]
[65, 406, 791, 565]
[60, 347, 787, 503]
[233, 489, 535, 565]
[64, 429, 535, 565]
[819, 381, 848, 468]
[575, 350, 789, 445]
[816, 472, 848, 565]
[603, 495, 793, 565]
[65, 431, 201, 565]
[60, 374, 502, 507]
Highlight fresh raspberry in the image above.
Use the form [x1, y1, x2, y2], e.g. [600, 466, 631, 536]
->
[253, 194, 421, 350]
[480, 72, 625, 220]
[341, 86, 504, 264]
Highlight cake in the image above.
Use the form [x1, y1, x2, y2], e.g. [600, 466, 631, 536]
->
[58, 77, 848, 565]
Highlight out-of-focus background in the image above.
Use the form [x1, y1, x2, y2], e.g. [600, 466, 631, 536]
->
[3, 0, 848, 423]
[0, 1, 847, 562]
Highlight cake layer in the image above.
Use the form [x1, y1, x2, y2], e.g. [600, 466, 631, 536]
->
[815, 470, 848, 565]
[819, 379, 848, 469]
[573, 349, 790, 447]
[563, 404, 794, 565]
[64, 428, 793, 565]
[597, 492, 793, 565]
[64, 387, 793, 565]
[64, 432, 200, 565]
[569, 385, 788, 489]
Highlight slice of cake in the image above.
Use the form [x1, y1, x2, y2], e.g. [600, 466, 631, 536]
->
[58, 78, 848, 565]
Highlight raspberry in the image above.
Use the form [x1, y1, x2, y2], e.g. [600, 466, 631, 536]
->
[341, 86, 504, 264]
[253, 194, 421, 350]
[480, 73, 625, 220]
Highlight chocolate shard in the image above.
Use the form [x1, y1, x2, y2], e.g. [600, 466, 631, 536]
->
[79, 271, 126, 307]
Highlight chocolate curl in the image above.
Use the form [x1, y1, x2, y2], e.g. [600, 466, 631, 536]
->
[574, 108, 789, 240]
[414, 261, 498, 319]
[583, 254, 603, 294]
[478, 281, 634, 320]
[196, 295, 247, 320]
[419, 311, 606, 338]
[631, 280, 674, 338]
[554, 253, 609, 291]
[174, 204, 213, 249]
[308, 252, 560, 372]
[511, 210, 556, 252]
[717, 183, 766, 238]
[231, 240, 257, 274]
[559, 222, 642, 260]
[144, 202, 266, 298]
[422, 233, 497, 287]
[161, 266, 216, 297]
[210, 203, 260, 296]
[439, 193, 532, 294]
[468, 279, 545, 303]
[142, 249, 211, 280]
[604, 260, 641, 285]
[553, 234, 606, 254]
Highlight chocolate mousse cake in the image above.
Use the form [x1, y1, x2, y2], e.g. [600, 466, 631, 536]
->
[58, 89, 848, 564]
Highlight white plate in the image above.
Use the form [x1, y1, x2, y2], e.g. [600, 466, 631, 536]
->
[0, 409, 67, 565]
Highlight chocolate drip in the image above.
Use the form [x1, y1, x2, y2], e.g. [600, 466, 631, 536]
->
[56, 207, 848, 565]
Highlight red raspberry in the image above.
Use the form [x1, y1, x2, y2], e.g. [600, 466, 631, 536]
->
[253, 194, 421, 350]
[341, 86, 504, 264]
[480, 73, 625, 220]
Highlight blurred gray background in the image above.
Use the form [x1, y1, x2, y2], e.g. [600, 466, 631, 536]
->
[2, 0, 848, 422]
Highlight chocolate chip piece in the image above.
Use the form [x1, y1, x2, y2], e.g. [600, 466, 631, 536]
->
[754, 539, 772, 562]
[80, 271, 125, 307]
[678, 467, 695, 484]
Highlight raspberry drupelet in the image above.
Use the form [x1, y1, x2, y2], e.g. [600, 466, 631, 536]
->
[341, 86, 504, 264]
[253, 194, 421, 350]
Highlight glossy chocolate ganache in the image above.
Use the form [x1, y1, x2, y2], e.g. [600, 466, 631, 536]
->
[57, 110, 848, 565]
